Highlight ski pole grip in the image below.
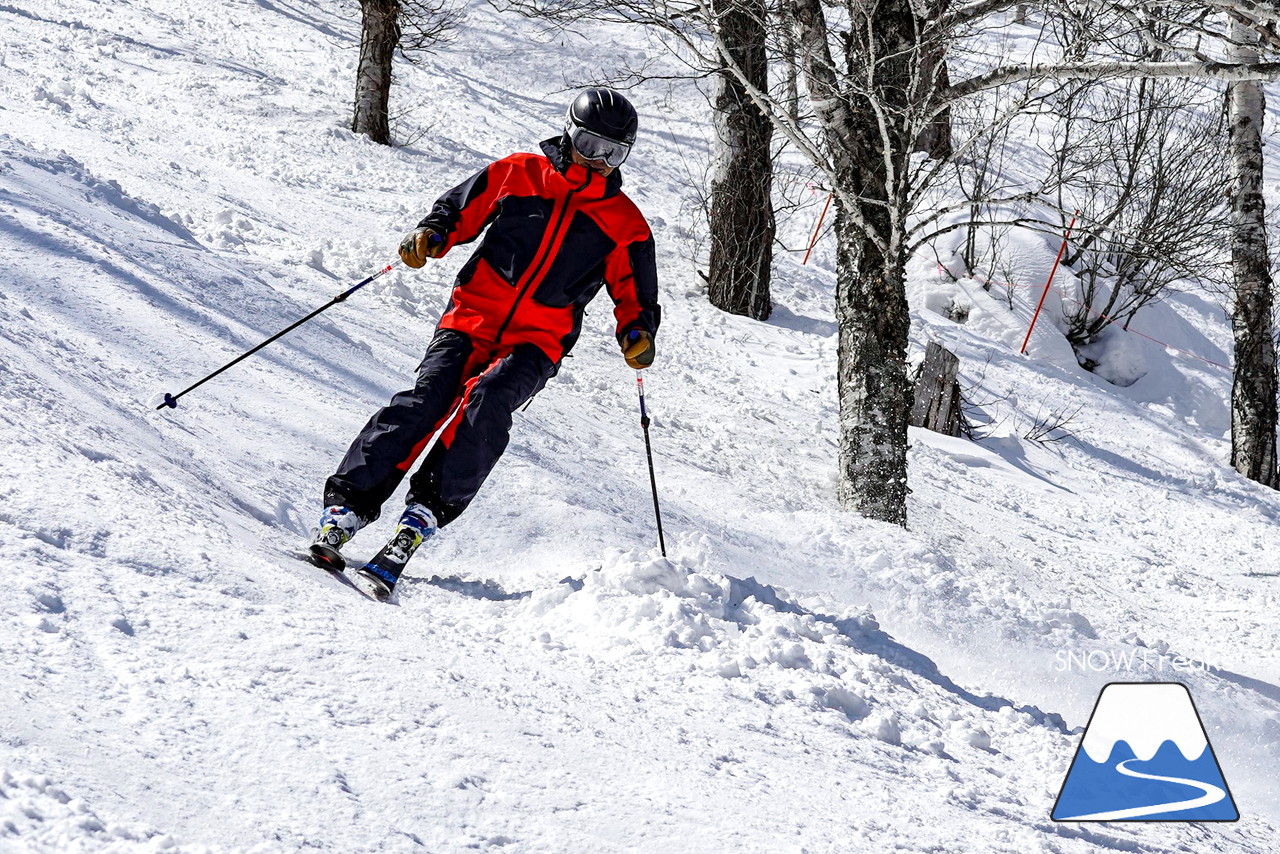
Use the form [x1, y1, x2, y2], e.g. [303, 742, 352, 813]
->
[636, 372, 649, 420]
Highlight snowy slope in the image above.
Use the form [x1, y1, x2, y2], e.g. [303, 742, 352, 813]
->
[2, 1, 1280, 851]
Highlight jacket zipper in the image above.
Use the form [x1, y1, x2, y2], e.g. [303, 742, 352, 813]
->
[494, 176, 589, 344]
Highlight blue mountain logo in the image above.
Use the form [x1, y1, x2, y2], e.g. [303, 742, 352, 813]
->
[1052, 682, 1238, 821]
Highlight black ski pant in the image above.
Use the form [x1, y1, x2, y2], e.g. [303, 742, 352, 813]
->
[324, 328, 554, 527]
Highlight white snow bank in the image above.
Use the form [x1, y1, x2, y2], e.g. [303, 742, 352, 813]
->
[0, 769, 207, 854]
[520, 547, 882, 682]
[512, 546, 1063, 758]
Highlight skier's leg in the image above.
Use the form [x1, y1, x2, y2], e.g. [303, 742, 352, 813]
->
[323, 329, 488, 523]
[351, 344, 552, 598]
[407, 343, 554, 526]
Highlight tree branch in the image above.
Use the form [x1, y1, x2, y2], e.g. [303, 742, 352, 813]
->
[935, 0, 1022, 32]
[946, 59, 1280, 103]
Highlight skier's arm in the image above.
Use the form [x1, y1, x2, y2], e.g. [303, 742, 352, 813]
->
[415, 157, 518, 256]
[605, 233, 661, 345]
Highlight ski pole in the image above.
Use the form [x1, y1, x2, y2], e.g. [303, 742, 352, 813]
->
[634, 371, 667, 557]
[155, 260, 400, 410]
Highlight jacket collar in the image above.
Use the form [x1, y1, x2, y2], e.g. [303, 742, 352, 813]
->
[540, 136, 623, 199]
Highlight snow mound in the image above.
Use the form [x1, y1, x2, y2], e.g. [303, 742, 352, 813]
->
[1074, 323, 1148, 387]
[513, 546, 1045, 754]
[521, 548, 877, 673]
[0, 769, 205, 854]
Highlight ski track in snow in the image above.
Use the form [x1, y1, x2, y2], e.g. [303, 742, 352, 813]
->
[2, 0, 1280, 851]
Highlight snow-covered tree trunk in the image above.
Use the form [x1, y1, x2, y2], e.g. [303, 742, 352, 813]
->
[352, 0, 401, 145]
[1227, 16, 1279, 488]
[913, 0, 952, 160]
[794, 0, 914, 525]
[833, 203, 912, 524]
[707, 0, 775, 321]
[780, 0, 801, 124]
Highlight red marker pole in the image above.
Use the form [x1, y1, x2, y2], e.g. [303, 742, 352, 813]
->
[1020, 213, 1078, 355]
[802, 193, 834, 265]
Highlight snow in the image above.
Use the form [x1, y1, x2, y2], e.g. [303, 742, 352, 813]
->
[2, 0, 1280, 851]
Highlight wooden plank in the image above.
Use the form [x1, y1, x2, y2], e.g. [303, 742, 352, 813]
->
[911, 341, 962, 436]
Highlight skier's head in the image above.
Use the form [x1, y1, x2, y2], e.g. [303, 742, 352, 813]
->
[563, 88, 637, 173]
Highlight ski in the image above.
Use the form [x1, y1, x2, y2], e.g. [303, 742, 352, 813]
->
[350, 528, 420, 602]
[295, 505, 436, 603]
[294, 550, 368, 597]
[308, 540, 346, 572]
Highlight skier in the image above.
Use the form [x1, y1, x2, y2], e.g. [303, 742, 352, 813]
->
[309, 88, 661, 600]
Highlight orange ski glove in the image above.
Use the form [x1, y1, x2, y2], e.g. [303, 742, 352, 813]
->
[622, 329, 655, 369]
[398, 227, 445, 268]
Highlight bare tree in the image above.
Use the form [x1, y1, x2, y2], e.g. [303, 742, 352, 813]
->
[352, 0, 462, 145]
[719, 0, 1280, 522]
[945, 96, 1024, 281]
[948, 3, 1279, 484]
[1226, 12, 1278, 487]
[706, 0, 775, 320]
[1048, 76, 1229, 351]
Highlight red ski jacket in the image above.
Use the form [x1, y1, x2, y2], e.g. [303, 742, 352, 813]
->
[420, 137, 661, 364]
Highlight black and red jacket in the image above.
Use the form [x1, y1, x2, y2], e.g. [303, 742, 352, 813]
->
[419, 137, 661, 364]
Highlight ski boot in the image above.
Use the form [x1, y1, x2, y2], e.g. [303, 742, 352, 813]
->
[308, 505, 363, 571]
[353, 503, 437, 601]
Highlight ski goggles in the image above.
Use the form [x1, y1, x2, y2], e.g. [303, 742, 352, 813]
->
[565, 124, 633, 168]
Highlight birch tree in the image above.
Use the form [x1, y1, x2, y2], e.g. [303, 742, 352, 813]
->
[352, 0, 461, 145]
[706, 0, 775, 320]
[708, 0, 1280, 523]
[1226, 12, 1278, 487]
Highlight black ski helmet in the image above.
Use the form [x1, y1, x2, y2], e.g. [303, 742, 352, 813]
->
[565, 88, 638, 146]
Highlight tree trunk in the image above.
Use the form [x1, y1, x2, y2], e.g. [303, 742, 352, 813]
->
[780, 0, 801, 124]
[913, 0, 952, 160]
[707, 0, 775, 321]
[1227, 18, 1278, 488]
[833, 200, 912, 525]
[353, 0, 400, 146]
[792, 0, 915, 525]
[913, 59, 952, 160]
